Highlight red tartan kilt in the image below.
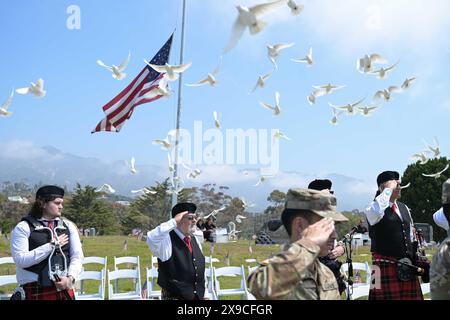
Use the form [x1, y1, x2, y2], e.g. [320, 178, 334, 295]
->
[369, 253, 423, 300]
[23, 282, 75, 300]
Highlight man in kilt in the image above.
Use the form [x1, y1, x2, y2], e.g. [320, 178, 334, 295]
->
[364, 171, 423, 300]
[10, 185, 83, 300]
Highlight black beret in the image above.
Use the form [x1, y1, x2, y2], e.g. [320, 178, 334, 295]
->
[308, 179, 332, 191]
[171, 202, 196, 218]
[377, 171, 400, 186]
[36, 185, 65, 199]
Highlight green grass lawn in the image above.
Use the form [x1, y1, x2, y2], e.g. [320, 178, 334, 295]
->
[0, 235, 435, 300]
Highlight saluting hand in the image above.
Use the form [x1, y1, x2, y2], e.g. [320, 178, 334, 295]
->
[174, 211, 191, 227]
[301, 218, 335, 248]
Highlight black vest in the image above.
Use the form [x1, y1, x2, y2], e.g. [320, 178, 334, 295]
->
[157, 231, 205, 299]
[21, 216, 71, 285]
[368, 202, 414, 258]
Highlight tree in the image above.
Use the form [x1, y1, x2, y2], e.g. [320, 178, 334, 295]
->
[64, 184, 120, 235]
[401, 157, 450, 242]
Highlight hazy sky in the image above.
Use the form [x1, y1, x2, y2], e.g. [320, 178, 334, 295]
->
[1, 0, 449, 192]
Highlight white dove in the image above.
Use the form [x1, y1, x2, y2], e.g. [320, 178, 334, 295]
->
[307, 88, 327, 105]
[291, 47, 313, 66]
[182, 163, 202, 179]
[16, 78, 46, 98]
[329, 97, 365, 115]
[186, 56, 222, 87]
[287, 0, 304, 15]
[260, 91, 281, 115]
[152, 130, 176, 150]
[240, 197, 255, 208]
[422, 164, 449, 179]
[411, 152, 429, 165]
[129, 157, 137, 174]
[213, 111, 221, 129]
[96, 51, 131, 80]
[401, 77, 417, 90]
[142, 77, 172, 99]
[95, 183, 116, 194]
[330, 107, 344, 125]
[235, 214, 247, 223]
[223, 0, 286, 53]
[250, 71, 273, 93]
[423, 136, 441, 158]
[131, 188, 157, 196]
[358, 105, 379, 116]
[254, 174, 274, 186]
[0, 90, 14, 117]
[400, 182, 411, 189]
[356, 53, 387, 73]
[203, 206, 227, 220]
[267, 42, 295, 69]
[273, 129, 291, 143]
[167, 153, 175, 173]
[313, 83, 345, 95]
[373, 86, 401, 102]
[370, 60, 399, 79]
[144, 60, 192, 81]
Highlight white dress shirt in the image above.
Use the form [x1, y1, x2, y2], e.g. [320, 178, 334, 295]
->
[146, 218, 202, 262]
[364, 188, 415, 241]
[10, 217, 84, 285]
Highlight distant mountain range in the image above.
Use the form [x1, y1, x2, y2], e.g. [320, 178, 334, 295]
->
[0, 145, 375, 212]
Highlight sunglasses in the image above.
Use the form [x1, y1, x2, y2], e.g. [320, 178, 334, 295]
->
[187, 214, 198, 221]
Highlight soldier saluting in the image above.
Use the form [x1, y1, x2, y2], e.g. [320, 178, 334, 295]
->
[248, 188, 348, 299]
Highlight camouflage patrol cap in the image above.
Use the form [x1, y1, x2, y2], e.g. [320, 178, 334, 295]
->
[443, 178, 450, 204]
[284, 188, 348, 222]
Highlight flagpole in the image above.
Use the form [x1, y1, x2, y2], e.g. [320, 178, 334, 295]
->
[171, 0, 187, 216]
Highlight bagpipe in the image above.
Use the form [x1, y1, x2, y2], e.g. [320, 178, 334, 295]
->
[411, 228, 430, 283]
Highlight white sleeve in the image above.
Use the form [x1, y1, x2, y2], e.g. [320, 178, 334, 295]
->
[67, 222, 84, 280]
[10, 221, 53, 269]
[404, 205, 415, 242]
[433, 207, 449, 231]
[146, 219, 177, 262]
[364, 188, 393, 226]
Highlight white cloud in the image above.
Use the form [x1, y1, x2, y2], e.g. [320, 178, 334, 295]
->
[0, 140, 49, 161]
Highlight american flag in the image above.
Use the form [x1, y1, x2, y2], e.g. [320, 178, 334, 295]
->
[92, 34, 173, 133]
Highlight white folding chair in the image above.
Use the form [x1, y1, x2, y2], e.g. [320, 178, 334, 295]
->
[0, 257, 15, 266]
[213, 265, 250, 300]
[150, 256, 159, 269]
[79, 256, 107, 295]
[205, 256, 220, 269]
[75, 271, 105, 300]
[204, 267, 218, 300]
[114, 256, 140, 294]
[341, 262, 371, 300]
[0, 275, 18, 300]
[107, 269, 142, 300]
[145, 268, 161, 300]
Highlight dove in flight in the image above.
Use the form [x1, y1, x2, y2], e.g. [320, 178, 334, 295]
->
[260, 91, 281, 115]
[400, 182, 411, 189]
[250, 71, 273, 93]
[356, 53, 387, 73]
[129, 157, 137, 174]
[240, 197, 255, 209]
[307, 88, 327, 105]
[131, 188, 157, 196]
[313, 83, 345, 95]
[291, 47, 313, 66]
[152, 130, 177, 150]
[144, 60, 192, 81]
[370, 60, 399, 79]
[330, 107, 344, 125]
[358, 105, 379, 116]
[329, 97, 365, 115]
[373, 86, 401, 102]
[223, 0, 286, 53]
[182, 163, 202, 179]
[203, 206, 227, 220]
[273, 129, 291, 144]
[235, 214, 247, 223]
[186, 56, 222, 87]
[267, 42, 295, 69]
[254, 174, 274, 186]
[0, 90, 14, 117]
[142, 77, 172, 99]
[423, 136, 441, 158]
[422, 164, 449, 179]
[96, 51, 131, 80]
[287, 0, 304, 15]
[95, 183, 116, 194]
[411, 152, 429, 165]
[401, 77, 417, 90]
[213, 111, 221, 129]
[16, 78, 46, 98]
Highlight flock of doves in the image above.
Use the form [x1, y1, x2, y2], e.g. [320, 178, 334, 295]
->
[2, 0, 447, 209]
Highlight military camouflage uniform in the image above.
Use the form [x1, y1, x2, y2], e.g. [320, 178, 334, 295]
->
[248, 188, 348, 300]
[430, 178, 450, 300]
